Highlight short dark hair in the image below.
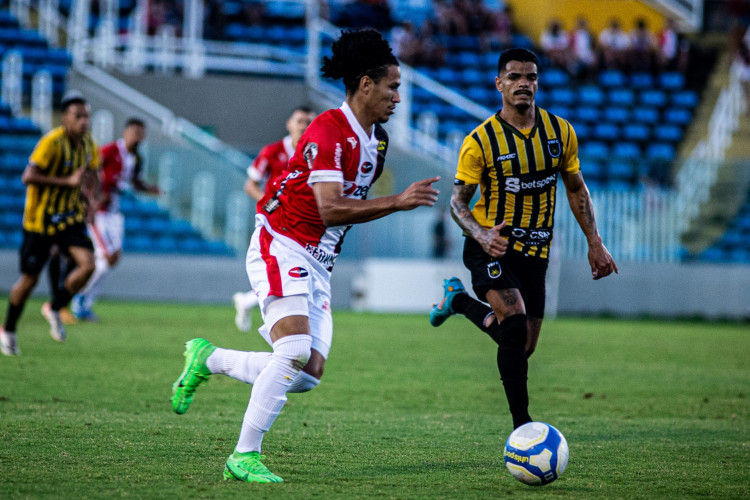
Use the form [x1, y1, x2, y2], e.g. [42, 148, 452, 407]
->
[125, 117, 145, 128]
[61, 90, 87, 112]
[291, 106, 313, 115]
[497, 48, 539, 75]
[321, 29, 399, 95]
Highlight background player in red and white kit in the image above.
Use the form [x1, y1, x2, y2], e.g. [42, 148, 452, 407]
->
[171, 29, 440, 483]
[72, 118, 160, 321]
[232, 106, 316, 332]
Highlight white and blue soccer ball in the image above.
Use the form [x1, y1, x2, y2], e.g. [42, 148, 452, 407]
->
[504, 421, 569, 486]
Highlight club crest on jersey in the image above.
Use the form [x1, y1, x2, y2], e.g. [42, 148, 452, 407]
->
[303, 142, 318, 169]
[547, 139, 561, 158]
[487, 261, 502, 278]
[347, 137, 358, 149]
[360, 162, 374, 174]
[288, 267, 309, 278]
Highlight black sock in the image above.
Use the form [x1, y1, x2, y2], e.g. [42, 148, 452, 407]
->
[48, 253, 62, 298]
[492, 313, 532, 429]
[452, 293, 500, 344]
[4, 301, 25, 332]
[51, 287, 73, 311]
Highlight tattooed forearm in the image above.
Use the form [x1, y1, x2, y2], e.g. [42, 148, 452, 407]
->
[576, 191, 597, 233]
[450, 184, 485, 238]
[563, 172, 600, 240]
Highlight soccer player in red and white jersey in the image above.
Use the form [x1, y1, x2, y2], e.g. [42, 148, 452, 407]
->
[171, 29, 440, 483]
[72, 118, 159, 321]
[232, 106, 316, 332]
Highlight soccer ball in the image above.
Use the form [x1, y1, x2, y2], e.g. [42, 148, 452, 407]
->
[504, 421, 569, 486]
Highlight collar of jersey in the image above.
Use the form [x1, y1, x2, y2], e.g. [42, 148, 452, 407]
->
[339, 101, 377, 146]
[494, 106, 540, 140]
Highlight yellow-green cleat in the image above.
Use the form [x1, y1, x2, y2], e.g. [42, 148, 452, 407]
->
[223, 450, 284, 483]
[171, 338, 216, 414]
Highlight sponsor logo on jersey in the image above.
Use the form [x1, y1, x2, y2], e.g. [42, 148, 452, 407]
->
[343, 181, 371, 198]
[497, 152, 517, 162]
[547, 139, 562, 158]
[334, 142, 342, 170]
[512, 227, 527, 238]
[288, 267, 309, 278]
[378, 141, 387, 151]
[505, 173, 557, 193]
[303, 143, 318, 169]
[305, 244, 337, 268]
[347, 137, 358, 149]
[487, 261, 502, 278]
[360, 162, 374, 174]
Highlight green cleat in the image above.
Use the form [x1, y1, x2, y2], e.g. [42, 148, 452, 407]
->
[429, 277, 467, 327]
[171, 338, 216, 414]
[223, 450, 284, 483]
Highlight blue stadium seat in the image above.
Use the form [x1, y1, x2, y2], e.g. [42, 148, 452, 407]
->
[629, 72, 654, 89]
[654, 125, 683, 143]
[632, 106, 659, 124]
[573, 123, 590, 140]
[659, 72, 685, 90]
[593, 123, 620, 141]
[663, 108, 692, 126]
[579, 141, 609, 160]
[622, 123, 650, 142]
[598, 70, 626, 88]
[460, 68, 483, 86]
[640, 89, 667, 107]
[458, 51, 482, 66]
[611, 142, 641, 159]
[577, 85, 605, 106]
[582, 160, 604, 180]
[671, 90, 699, 108]
[607, 160, 636, 180]
[575, 106, 599, 123]
[646, 142, 675, 160]
[608, 88, 635, 107]
[547, 105, 571, 118]
[549, 88, 576, 105]
[603, 107, 630, 124]
[544, 68, 569, 87]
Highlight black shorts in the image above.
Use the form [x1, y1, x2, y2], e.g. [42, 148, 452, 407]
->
[462, 236, 549, 319]
[19, 224, 94, 275]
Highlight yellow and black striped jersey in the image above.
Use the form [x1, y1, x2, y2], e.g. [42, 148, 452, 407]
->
[23, 126, 100, 234]
[456, 107, 580, 259]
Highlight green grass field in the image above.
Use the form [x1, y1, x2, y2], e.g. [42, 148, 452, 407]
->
[0, 298, 748, 499]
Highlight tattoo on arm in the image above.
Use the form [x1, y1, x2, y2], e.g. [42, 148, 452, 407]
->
[450, 184, 484, 238]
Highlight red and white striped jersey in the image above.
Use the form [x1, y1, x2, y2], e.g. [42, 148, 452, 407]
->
[256, 102, 388, 272]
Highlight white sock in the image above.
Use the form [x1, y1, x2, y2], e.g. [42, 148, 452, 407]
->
[238, 291, 259, 311]
[235, 334, 311, 453]
[206, 348, 272, 384]
[79, 257, 110, 310]
[287, 370, 320, 393]
[207, 348, 321, 391]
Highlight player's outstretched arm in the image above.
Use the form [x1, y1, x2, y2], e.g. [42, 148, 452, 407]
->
[22, 163, 86, 188]
[560, 170, 618, 280]
[313, 176, 440, 226]
[450, 183, 507, 258]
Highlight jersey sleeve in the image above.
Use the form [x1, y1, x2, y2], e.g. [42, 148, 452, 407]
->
[249, 145, 271, 181]
[89, 140, 100, 170]
[560, 121, 581, 174]
[455, 134, 485, 184]
[304, 120, 345, 185]
[29, 133, 58, 172]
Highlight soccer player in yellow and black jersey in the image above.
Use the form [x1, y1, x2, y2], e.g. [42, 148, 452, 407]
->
[0, 92, 99, 356]
[430, 48, 618, 430]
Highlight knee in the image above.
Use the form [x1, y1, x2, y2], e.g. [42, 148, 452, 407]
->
[303, 351, 326, 380]
[274, 334, 312, 369]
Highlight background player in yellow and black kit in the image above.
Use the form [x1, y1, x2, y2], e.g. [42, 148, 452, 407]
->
[430, 48, 618, 429]
[0, 92, 99, 356]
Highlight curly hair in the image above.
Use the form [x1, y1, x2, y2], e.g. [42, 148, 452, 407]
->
[497, 48, 539, 75]
[321, 29, 399, 95]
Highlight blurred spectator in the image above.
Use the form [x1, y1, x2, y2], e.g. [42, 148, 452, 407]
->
[432, 0, 467, 36]
[629, 17, 657, 71]
[392, 21, 421, 65]
[458, 0, 493, 34]
[598, 18, 631, 70]
[484, 5, 513, 51]
[417, 19, 446, 67]
[147, 0, 181, 36]
[540, 19, 570, 69]
[432, 207, 451, 259]
[334, 0, 393, 31]
[242, 1, 265, 26]
[657, 18, 679, 70]
[570, 16, 597, 79]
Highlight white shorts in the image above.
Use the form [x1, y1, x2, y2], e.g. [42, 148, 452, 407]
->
[89, 211, 125, 258]
[246, 223, 333, 359]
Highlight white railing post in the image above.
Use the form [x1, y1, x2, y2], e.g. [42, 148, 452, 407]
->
[192, 171, 215, 238]
[11, 0, 31, 29]
[40, 0, 60, 47]
[92, 109, 115, 145]
[31, 70, 53, 132]
[156, 25, 177, 75]
[226, 191, 250, 253]
[123, 0, 147, 74]
[183, 0, 206, 79]
[68, 0, 92, 67]
[2, 50, 24, 118]
[158, 152, 179, 215]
